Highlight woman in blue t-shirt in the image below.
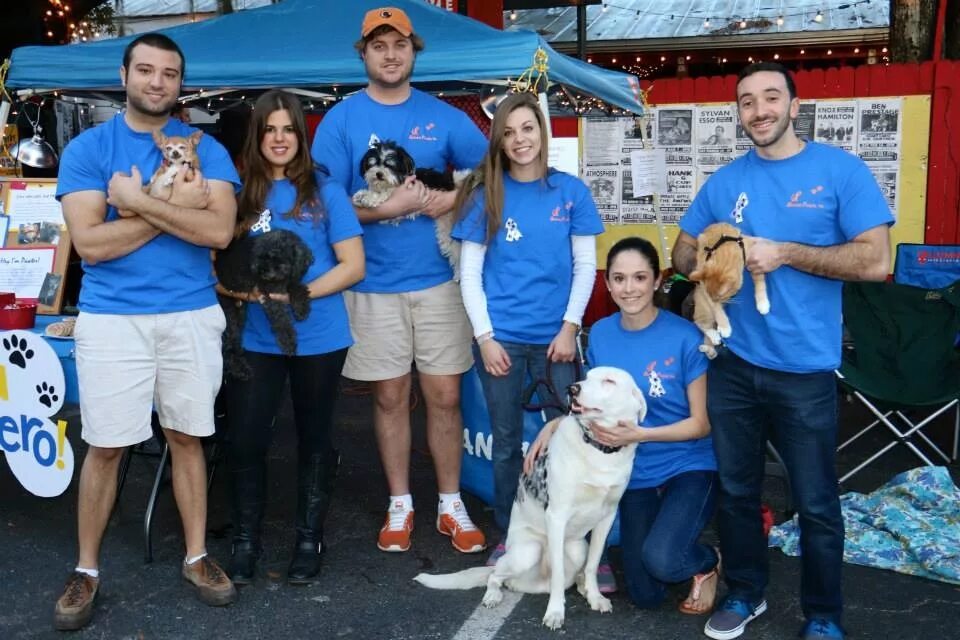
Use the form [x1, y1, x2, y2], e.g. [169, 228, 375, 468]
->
[526, 237, 720, 614]
[218, 90, 364, 585]
[451, 92, 605, 553]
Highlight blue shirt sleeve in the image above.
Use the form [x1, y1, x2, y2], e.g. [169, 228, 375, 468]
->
[321, 179, 363, 244]
[56, 130, 105, 198]
[451, 188, 488, 243]
[567, 175, 605, 235]
[447, 110, 487, 171]
[311, 106, 353, 189]
[836, 158, 895, 240]
[679, 179, 718, 238]
[681, 323, 709, 385]
[197, 134, 240, 189]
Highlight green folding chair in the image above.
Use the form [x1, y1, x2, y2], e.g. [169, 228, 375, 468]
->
[836, 280, 960, 484]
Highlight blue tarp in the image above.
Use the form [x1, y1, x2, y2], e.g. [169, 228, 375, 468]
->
[7, 0, 643, 114]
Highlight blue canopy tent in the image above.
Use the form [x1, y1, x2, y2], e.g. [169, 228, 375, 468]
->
[6, 0, 643, 114]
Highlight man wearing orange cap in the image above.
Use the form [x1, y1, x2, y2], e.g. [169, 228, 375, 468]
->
[312, 7, 488, 555]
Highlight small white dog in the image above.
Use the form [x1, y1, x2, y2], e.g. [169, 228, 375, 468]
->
[414, 366, 647, 630]
[352, 140, 469, 279]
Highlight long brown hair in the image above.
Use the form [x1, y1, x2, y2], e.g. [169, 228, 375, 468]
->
[454, 92, 549, 242]
[237, 90, 319, 232]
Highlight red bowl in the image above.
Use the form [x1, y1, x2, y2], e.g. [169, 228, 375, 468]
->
[0, 292, 15, 306]
[0, 302, 38, 330]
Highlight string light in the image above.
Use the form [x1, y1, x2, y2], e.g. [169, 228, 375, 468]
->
[815, 10, 824, 22]
[703, 18, 711, 27]
[563, 1, 874, 28]
[739, 18, 747, 29]
[509, 9, 517, 21]
[776, 16, 784, 26]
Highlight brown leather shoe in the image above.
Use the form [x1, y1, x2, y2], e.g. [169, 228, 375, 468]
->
[54, 571, 99, 631]
[181, 556, 237, 606]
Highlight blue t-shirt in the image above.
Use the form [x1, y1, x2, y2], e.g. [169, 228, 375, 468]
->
[587, 310, 714, 489]
[452, 170, 605, 344]
[311, 89, 487, 293]
[241, 175, 361, 356]
[680, 142, 894, 372]
[56, 113, 240, 314]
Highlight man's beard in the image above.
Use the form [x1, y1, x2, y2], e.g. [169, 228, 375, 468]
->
[367, 60, 415, 90]
[745, 113, 791, 148]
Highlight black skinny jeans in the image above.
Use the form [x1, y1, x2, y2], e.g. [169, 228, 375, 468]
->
[225, 349, 348, 472]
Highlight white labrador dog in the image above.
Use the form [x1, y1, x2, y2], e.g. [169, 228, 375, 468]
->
[414, 366, 647, 629]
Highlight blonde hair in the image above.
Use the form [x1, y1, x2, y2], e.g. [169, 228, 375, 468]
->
[454, 92, 549, 242]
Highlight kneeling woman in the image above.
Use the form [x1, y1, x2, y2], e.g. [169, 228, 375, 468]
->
[220, 90, 364, 584]
[527, 237, 720, 613]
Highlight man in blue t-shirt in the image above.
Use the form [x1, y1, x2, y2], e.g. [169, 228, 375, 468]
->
[311, 7, 488, 556]
[672, 63, 893, 640]
[53, 33, 239, 631]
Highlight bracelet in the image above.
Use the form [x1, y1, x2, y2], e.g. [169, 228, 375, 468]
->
[476, 331, 495, 345]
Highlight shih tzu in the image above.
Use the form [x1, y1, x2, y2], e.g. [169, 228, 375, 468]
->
[352, 140, 470, 279]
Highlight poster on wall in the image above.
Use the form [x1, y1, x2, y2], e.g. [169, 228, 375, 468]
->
[695, 104, 736, 190]
[794, 102, 817, 141]
[858, 98, 903, 215]
[814, 100, 858, 153]
[583, 164, 621, 224]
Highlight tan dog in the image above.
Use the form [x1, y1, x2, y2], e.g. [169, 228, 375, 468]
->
[147, 130, 202, 199]
[689, 222, 770, 358]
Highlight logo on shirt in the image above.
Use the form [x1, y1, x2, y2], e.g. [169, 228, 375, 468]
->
[250, 209, 272, 233]
[731, 192, 749, 223]
[786, 185, 826, 209]
[504, 217, 523, 242]
[408, 124, 438, 142]
[643, 361, 675, 399]
[549, 200, 574, 223]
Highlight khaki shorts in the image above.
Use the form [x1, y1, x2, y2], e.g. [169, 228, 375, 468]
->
[343, 281, 473, 381]
[74, 305, 226, 447]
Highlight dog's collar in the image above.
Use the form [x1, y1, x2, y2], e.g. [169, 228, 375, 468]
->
[574, 416, 623, 454]
[703, 234, 746, 263]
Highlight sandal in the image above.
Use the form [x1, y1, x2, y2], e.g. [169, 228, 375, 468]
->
[678, 552, 721, 615]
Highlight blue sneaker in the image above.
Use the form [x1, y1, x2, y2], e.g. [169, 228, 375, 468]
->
[800, 618, 845, 639]
[704, 597, 768, 640]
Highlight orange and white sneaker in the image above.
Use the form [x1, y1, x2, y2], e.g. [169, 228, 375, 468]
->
[436, 500, 487, 553]
[378, 501, 414, 552]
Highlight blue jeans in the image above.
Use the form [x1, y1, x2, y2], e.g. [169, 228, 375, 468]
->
[473, 341, 577, 532]
[619, 470, 719, 608]
[707, 347, 843, 622]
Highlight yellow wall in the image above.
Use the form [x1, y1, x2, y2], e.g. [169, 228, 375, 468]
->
[585, 95, 930, 272]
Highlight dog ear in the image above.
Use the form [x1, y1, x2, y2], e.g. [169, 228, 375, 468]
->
[396, 146, 416, 177]
[153, 130, 166, 147]
[189, 130, 203, 146]
[293, 241, 314, 270]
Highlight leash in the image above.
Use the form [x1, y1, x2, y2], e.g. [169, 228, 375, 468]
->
[703, 234, 746, 264]
[521, 356, 583, 415]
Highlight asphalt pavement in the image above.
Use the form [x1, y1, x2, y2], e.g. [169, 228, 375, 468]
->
[2, 378, 959, 640]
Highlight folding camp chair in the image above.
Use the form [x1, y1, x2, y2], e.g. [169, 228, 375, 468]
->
[893, 243, 960, 290]
[836, 280, 960, 485]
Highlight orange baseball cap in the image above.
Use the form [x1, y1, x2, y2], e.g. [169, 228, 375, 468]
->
[361, 7, 414, 38]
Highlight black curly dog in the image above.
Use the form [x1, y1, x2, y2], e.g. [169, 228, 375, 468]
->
[215, 229, 314, 380]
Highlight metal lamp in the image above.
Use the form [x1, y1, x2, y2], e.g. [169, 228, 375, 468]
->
[13, 102, 58, 169]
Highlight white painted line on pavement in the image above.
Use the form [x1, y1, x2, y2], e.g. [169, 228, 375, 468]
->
[451, 591, 523, 640]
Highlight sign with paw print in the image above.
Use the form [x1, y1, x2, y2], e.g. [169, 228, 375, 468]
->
[0, 329, 74, 497]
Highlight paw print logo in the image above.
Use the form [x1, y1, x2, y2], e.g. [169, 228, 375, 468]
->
[3, 335, 35, 369]
[36, 381, 59, 408]
[426, 122, 435, 130]
[810, 185, 824, 195]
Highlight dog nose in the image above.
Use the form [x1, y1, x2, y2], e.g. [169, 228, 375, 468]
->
[567, 384, 580, 396]
[375, 171, 384, 180]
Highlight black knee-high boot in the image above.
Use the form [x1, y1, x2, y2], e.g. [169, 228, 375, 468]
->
[287, 450, 339, 584]
[228, 465, 265, 585]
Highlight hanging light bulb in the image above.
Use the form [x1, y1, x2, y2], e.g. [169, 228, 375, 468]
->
[509, 9, 517, 21]
[776, 16, 784, 26]
[815, 10, 823, 22]
[739, 18, 748, 29]
[703, 17, 711, 27]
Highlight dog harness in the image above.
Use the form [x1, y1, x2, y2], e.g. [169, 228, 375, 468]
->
[574, 416, 623, 454]
[703, 234, 746, 264]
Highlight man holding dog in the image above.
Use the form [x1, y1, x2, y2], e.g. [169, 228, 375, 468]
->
[53, 33, 240, 630]
[311, 7, 488, 554]
[673, 62, 893, 640]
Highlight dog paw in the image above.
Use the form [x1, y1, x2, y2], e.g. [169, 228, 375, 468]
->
[706, 329, 722, 345]
[542, 609, 565, 630]
[698, 344, 718, 360]
[482, 589, 503, 608]
[756, 298, 771, 315]
[718, 324, 732, 338]
[587, 592, 612, 613]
